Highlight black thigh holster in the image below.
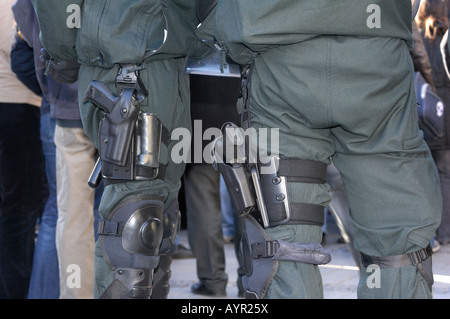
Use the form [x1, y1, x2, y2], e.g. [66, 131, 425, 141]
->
[211, 122, 332, 299]
[84, 64, 170, 186]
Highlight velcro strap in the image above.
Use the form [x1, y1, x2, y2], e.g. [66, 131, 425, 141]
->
[361, 245, 433, 268]
[277, 159, 327, 184]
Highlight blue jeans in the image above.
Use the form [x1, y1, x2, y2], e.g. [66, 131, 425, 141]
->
[0, 103, 43, 299]
[27, 109, 59, 299]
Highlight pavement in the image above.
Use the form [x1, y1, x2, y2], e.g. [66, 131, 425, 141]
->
[168, 215, 450, 300]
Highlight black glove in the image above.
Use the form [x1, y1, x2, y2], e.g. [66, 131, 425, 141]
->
[40, 48, 80, 83]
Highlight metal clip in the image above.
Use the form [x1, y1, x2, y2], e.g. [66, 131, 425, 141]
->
[116, 64, 148, 102]
[116, 64, 138, 88]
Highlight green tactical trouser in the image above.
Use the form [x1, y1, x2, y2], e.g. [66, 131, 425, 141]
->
[247, 36, 442, 298]
[77, 58, 191, 298]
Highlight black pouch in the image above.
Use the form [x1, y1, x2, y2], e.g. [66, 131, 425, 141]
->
[415, 72, 445, 140]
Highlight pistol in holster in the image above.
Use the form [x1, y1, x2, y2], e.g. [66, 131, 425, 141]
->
[84, 64, 168, 186]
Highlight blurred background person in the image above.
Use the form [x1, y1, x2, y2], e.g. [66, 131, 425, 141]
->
[416, 0, 450, 249]
[0, 0, 44, 298]
[184, 73, 244, 297]
[12, 0, 104, 298]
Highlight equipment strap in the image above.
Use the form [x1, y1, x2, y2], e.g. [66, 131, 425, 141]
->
[277, 158, 327, 184]
[254, 202, 324, 226]
[361, 245, 433, 268]
[290, 203, 325, 225]
[102, 165, 166, 186]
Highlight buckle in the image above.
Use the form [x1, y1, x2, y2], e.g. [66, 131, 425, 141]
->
[407, 245, 432, 265]
[115, 64, 148, 101]
[116, 64, 138, 88]
[98, 220, 122, 237]
[266, 240, 280, 257]
[251, 240, 280, 259]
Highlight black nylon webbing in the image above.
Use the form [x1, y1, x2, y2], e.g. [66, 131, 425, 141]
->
[253, 202, 324, 227]
[361, 245, 433, 268]
[290, 203, 325, 226]
[102, 164, 166, 186]
[277, 159, 327, 184]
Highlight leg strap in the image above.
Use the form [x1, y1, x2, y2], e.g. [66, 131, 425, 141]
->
[212, 126, 328, 228]
[361, 245, 434, 289]
[250, 156, 327, 228]
[361, 245, 433, 268]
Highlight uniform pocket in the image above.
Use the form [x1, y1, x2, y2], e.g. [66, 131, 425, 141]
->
[77, 1, 164, 67]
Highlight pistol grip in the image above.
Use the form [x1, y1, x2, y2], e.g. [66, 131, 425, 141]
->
[83, 80, 119, 113]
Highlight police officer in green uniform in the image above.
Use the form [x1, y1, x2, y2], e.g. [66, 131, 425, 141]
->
[212, 0, 442, 298]
[32, 0, 200, 299]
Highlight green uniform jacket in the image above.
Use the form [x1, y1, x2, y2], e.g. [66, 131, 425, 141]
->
[32, 0, 198, 67]
[32, 0, 200, 148]
[215, 0, 414, 65]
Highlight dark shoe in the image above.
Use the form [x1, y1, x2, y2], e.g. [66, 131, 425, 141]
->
[321, 233, 326, 246]
[191, 282, 226, 297]
[173, 244, 195, 259]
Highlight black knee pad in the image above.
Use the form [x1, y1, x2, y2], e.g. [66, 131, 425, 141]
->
[98, 195, 180, 298]
[160, 200, 181, 255]
[99, 195, 165, 270]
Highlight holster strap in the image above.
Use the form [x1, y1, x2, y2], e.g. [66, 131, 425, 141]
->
[277, 158, 327, 184]
[289, 203, 325, 226]
[251, 240, 331, 265]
